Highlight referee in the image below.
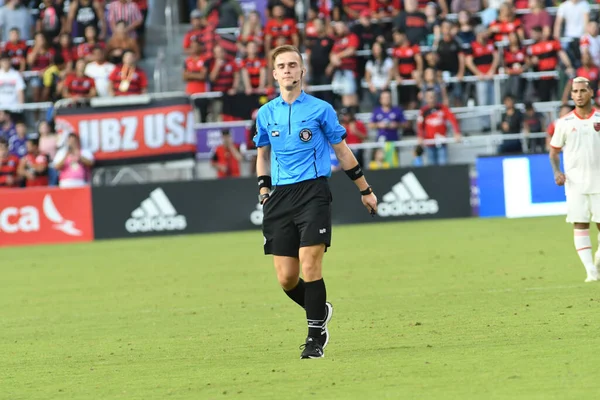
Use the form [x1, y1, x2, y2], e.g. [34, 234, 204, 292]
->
[254, 45, 378, 359]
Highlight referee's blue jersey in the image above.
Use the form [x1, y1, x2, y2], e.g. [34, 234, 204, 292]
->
[254, 91, 347, 185]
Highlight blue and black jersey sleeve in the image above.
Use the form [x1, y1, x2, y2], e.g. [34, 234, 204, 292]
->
[253, 108, 271, 148]
[321, 103, 347, 145]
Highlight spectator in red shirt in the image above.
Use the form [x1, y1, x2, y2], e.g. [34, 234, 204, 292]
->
[183, 9, 214, 56]
[3, 28, 27, 72]
[211, 129, 242, 179]
[488, 3, 524, 43]
[502, 31, 528, 102]
[58, 33, 77, 73]
[392, 29, 422, 109]
[0, 138, 19, 189]
[108, 50, 148, 96]
[77, 25, 105, 62]
[417, 88, 461, 165]
[264, 4, 299, 56]
[241, 41, 267, 95]
[184, 40, 210, 122]
[327, 22, 360, 109]
[17, 136, 49, 187]
[339, 107, 368, 164]
[370, 0, 401, 19]
[27, 32, 56, 105]
[63, 59, 97, 99]
[342, 0, 370, 21]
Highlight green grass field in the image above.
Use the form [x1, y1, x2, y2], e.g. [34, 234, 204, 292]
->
[2, 216, 600, 400]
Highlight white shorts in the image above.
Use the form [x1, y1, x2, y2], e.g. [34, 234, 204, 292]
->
[331, 70, 357, 96]
[566, 190, 600, 223]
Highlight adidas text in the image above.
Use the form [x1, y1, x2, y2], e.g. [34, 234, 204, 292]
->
[378, 172, 440, 217]
[125, 188, 188, 233]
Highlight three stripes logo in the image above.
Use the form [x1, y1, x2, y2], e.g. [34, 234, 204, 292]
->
[378, 172, 439, 217]
[125, 188, 188, 233]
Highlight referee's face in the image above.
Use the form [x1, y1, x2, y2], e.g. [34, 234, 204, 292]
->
[273, 51, 304, 92]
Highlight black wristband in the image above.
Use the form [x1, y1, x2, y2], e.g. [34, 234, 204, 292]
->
[360, 186, 373, 196]
[258, 175, 272, 190]
[344, 164, 364, 181]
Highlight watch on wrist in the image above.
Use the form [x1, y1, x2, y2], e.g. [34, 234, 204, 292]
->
[360, 186, 373, 196]
[259, 193, 270, 204]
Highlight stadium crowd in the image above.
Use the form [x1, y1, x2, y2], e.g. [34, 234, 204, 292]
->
[0, 0, 597, 185]
[0, 0, 149, 188]
[185, 0, 598, 174]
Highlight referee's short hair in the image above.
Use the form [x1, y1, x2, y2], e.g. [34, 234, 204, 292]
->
[271, 45, 304, 67]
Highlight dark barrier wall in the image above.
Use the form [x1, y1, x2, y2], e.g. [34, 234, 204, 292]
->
[91, 165, 472, 240]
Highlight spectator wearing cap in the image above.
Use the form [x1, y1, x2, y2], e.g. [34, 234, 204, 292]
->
[9, 121, 27, 158]
[0, 51, 24, 110]
[84, 48, 114, 97]
[0, 0, 33, 42]
[183, 9, 215, 56]
[392, 0, 428, 46]
[107, 0, 143, 40]
[465, 24, 498, 131]
[108, 50, 148, 96]
[2, 28, 27, 72]
[106, 20, 141, 64]
[370, 89, 407, 142]
[264, 4, 299, 57]
[327, 22, 360, 111]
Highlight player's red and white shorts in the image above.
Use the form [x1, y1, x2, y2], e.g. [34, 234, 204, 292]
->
[566, 188, 600, 223]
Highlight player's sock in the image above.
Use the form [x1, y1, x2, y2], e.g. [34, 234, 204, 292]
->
[574, 229, 597, 277]
[305, 278, 326, 339]
[283, 278, 305, 308]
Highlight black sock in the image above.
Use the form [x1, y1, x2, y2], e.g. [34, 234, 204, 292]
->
[284, 278, 305, 308]
[305, 278, 326, 338]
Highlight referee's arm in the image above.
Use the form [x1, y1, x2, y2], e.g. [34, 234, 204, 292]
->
[325, 106, 378, 214]
[254, 109, 272, 201]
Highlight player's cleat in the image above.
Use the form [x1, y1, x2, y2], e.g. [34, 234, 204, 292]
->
[300, 336, 324, 359]
[585, 275, 599, 283]
[320, 302, 333, 349]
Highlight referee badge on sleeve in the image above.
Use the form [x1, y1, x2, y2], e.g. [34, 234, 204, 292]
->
[299, 129, 312, 142]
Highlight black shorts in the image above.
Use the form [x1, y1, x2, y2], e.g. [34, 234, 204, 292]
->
[262, 177, 332, 258]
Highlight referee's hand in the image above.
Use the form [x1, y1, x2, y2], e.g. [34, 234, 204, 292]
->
[362, 192, 378, 216]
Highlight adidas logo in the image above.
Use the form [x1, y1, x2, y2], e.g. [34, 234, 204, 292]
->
[378, 172, 439, 217]
[125, 188, 188, 233]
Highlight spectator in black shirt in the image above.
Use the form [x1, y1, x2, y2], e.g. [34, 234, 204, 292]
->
[523, 102, 546, 153]
[306, 18, 334, 104]
[498, 94, 523, 154]
[435, 20, 465, 106]
[393, 0, 428, 45]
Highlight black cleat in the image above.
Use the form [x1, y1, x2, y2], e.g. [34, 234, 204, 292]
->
[300, 337, 324, 359]
[319, 302, 334, 349]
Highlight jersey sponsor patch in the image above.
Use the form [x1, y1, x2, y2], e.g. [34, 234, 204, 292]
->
[271, 130, 280, 137]
[299, 128, 312, 142]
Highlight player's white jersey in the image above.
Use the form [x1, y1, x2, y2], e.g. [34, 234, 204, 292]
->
[550, 110, 600, 194]
[580, 34, 600, 68]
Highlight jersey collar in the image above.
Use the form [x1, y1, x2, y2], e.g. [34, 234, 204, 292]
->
[279, 90, 307, 105]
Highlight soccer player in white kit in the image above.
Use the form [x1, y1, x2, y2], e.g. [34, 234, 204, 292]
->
[549, 77, 600, 282]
